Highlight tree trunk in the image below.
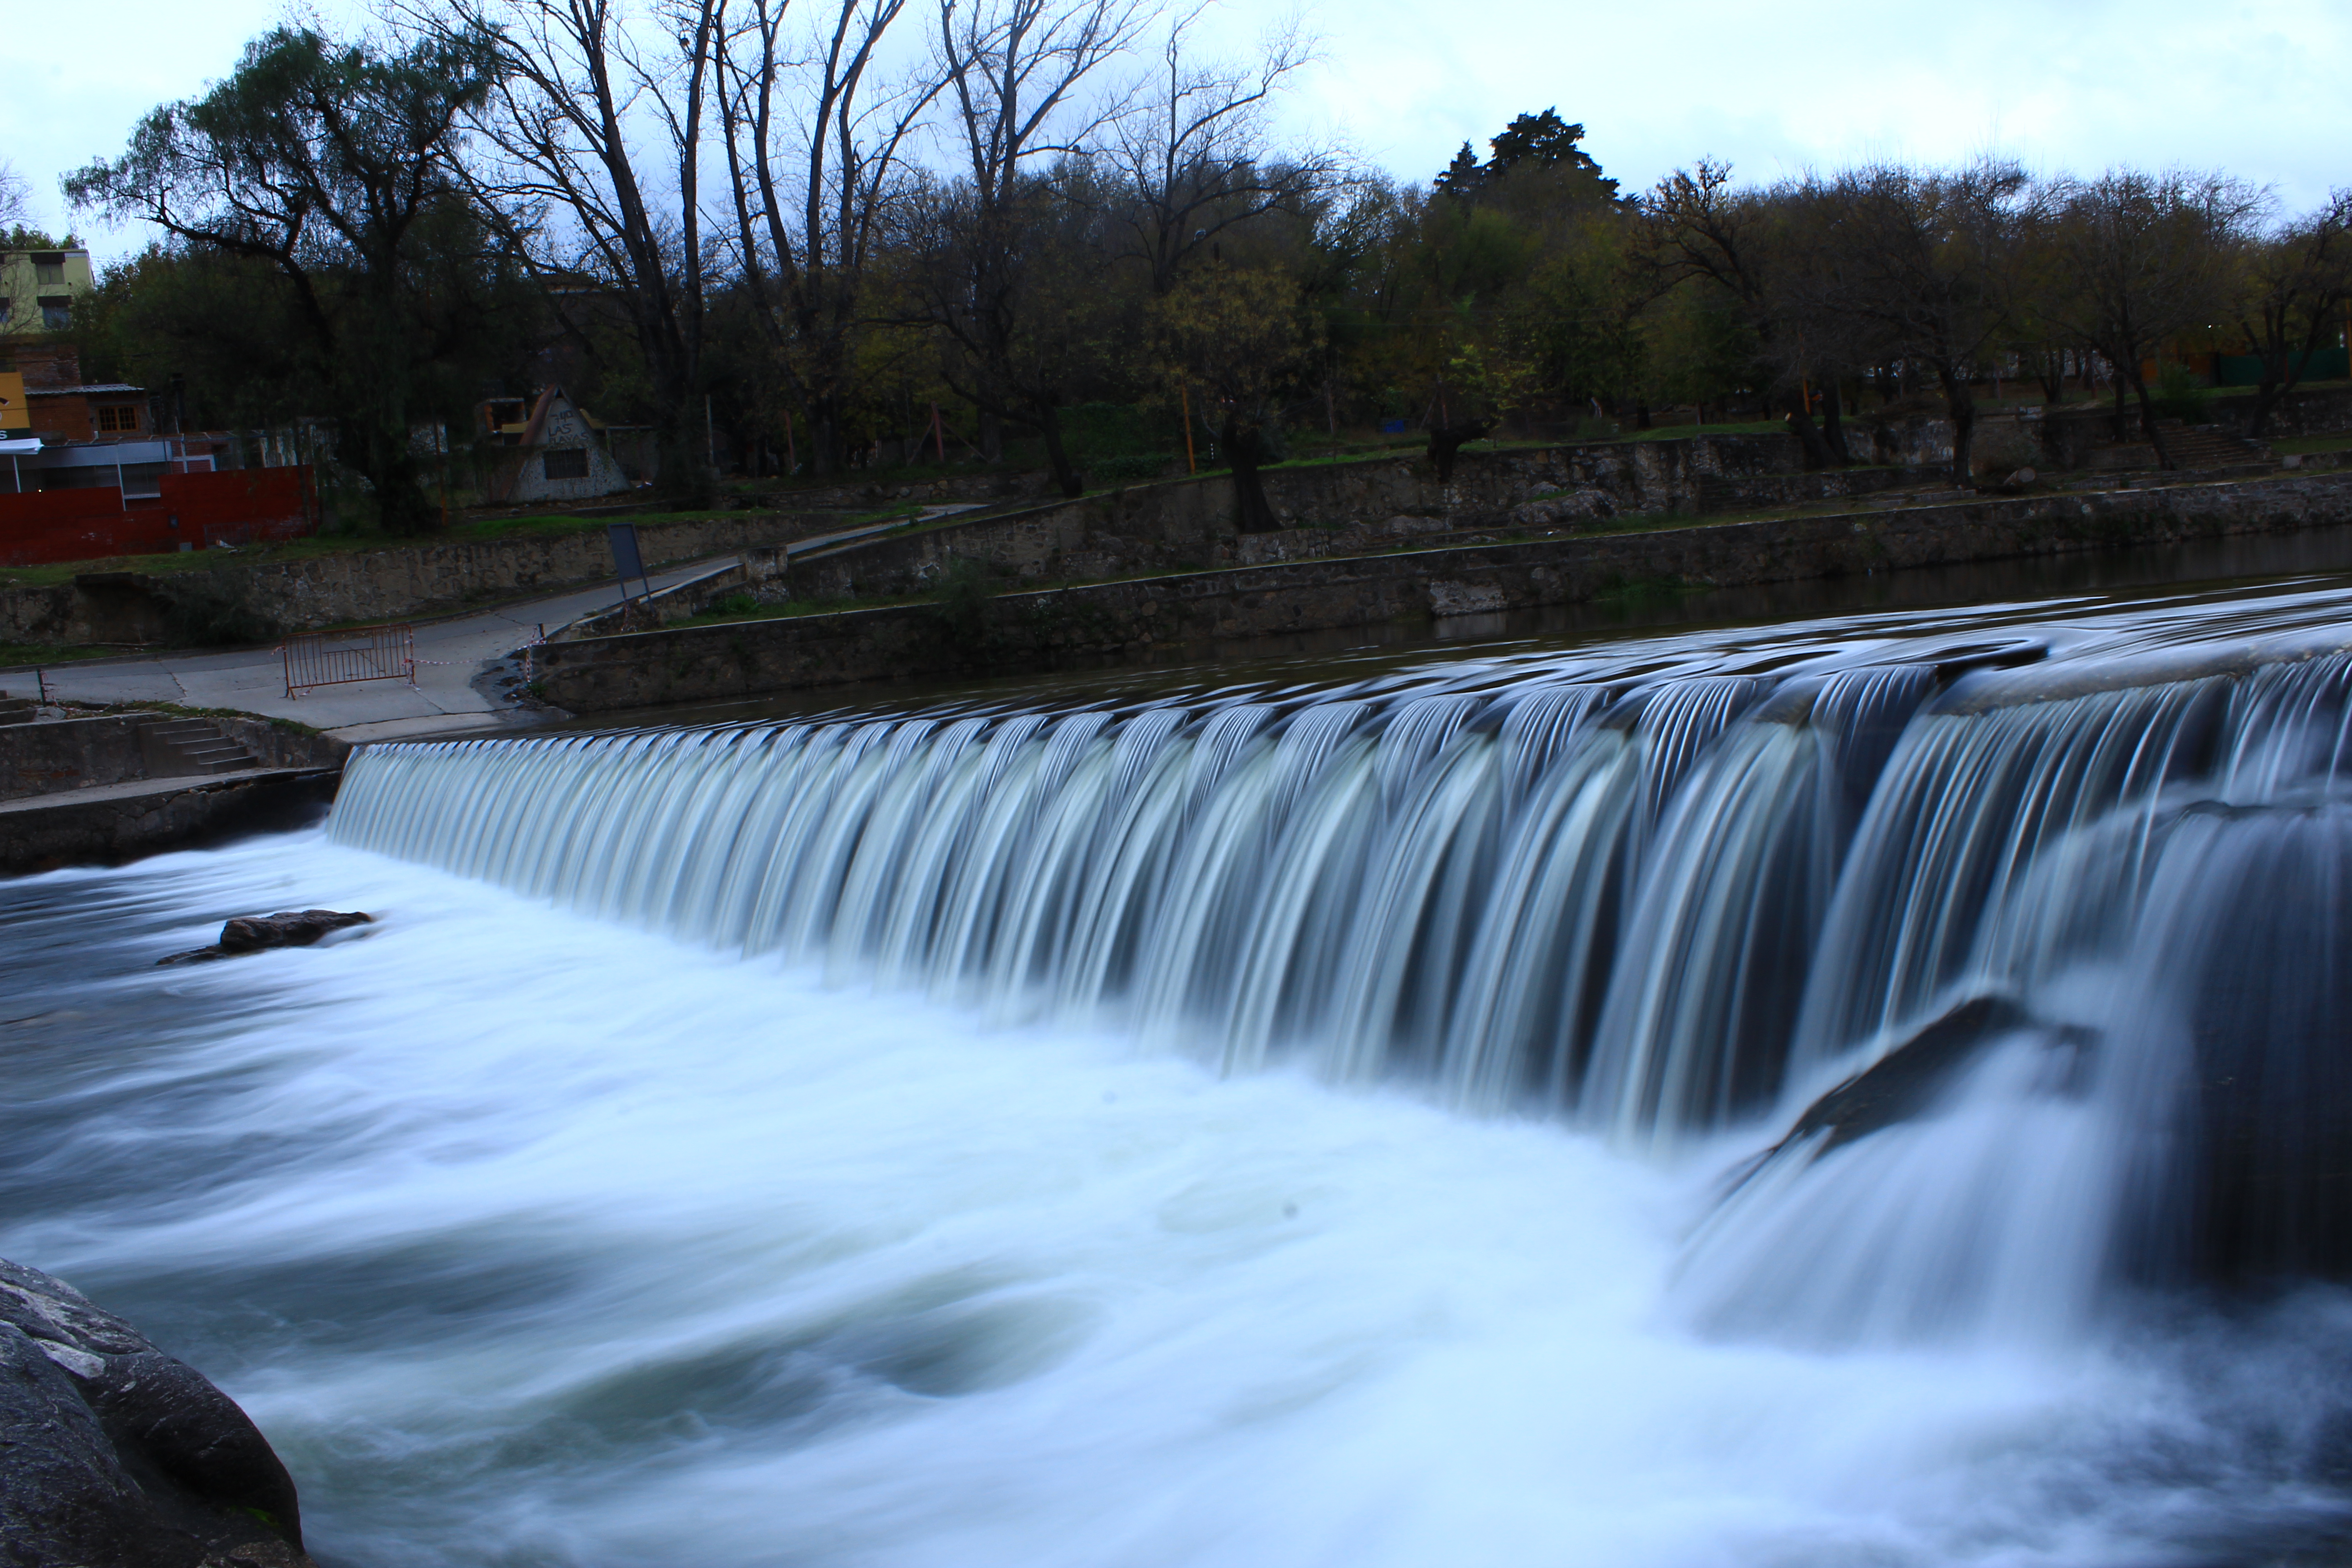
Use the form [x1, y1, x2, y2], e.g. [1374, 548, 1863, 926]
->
[1039, 404, 1083, 498]
[655, 407, 715, 507]
[1819, 380, 1852, 465]
[1426, 420, 1490, 485]
[978, 408, 1003, 463]
[2247, 328, 2324, 439]
[1228, 419, 1280, 531]
[809, 397, 840, 479]
[1940, 369, 1977, 488]
[2035, 350, 2065, 406]
[1783, 389, 1836, 471]
[2249, 372, 2285, 440]
[2127, 371, 2174, 469]
[359, 420, 439, 535]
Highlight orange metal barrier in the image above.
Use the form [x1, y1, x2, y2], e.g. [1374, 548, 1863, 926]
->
[282, 622, 416, 699]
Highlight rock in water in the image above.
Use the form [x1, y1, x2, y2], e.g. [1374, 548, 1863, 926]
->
[1769, 995, 2030, 1159]
[158, 910, 372, 967]
[0, 1259, 313, 1567]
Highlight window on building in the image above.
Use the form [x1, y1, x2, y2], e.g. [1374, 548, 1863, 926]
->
[96, 405, 140, 433]
[32, 255, 65, 286]
[39, 299, 70, 331]
[543, 447, 589, 480]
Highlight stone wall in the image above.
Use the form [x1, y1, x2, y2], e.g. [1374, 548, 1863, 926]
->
[0, 715, 152, 801]
[742, 471, 1045, 512]
[0, 769, 339, 875]
[534, 471, 2352, 713]
[2036, 382, 2352, 466]
[773, 434, 1812, 604]
[0, 510, 848, 647]
[0, 711, 347, 801]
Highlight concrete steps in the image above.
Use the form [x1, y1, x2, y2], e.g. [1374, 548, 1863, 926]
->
[2155, 420, 2274, 470]
[0, 693, 35, 726]
[137, 718, 257, 779]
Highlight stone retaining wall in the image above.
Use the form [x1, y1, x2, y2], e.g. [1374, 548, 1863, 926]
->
[0, 716, 153, 801]
[533, 472, 2352, 714]
[0, 769, 340, 875]
[778, 434, 1810, 603]
[0, 510, 848, 647]
[0, 710, 348, 801]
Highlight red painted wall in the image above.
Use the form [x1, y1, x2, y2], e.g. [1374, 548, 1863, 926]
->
[0, 467, 316, 567]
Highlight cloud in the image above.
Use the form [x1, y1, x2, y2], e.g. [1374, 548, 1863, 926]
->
[12, 0, 2347, 263]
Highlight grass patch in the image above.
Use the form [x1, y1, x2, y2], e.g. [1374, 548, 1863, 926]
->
[1617, 420, 1786, 442]
[673, 591, 917, 627]
[2270, 433, 2352, 456]
[0, 643, 128, 671]
[0, 506, 818, 589]
[1593, 573, 1693, 609]
[62, 697, 333, 738]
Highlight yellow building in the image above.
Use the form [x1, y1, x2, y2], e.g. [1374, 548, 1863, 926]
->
[0, 244, 94, 335]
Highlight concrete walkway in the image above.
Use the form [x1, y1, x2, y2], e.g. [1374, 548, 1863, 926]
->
[10, 566, 702, 746]
[1, 509, 962, 746]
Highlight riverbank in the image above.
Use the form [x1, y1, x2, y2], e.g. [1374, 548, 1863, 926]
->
[0, 506, 875, 649]
[534, 469, 2352, 713]
[0, 705, 350, 875]
[0, 765, 342, 875]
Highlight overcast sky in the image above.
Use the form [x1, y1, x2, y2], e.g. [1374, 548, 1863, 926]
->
[8, 0, 2348, 259]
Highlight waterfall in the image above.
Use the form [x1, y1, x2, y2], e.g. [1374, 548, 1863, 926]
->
[331, 673, 1893, 1129]
[331, 629, 2352, 1325]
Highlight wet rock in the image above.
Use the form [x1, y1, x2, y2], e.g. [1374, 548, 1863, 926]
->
[158, 909, 372, 967]
[1770, 995, 2030, 1159]
[0, 1258, 313, 1568]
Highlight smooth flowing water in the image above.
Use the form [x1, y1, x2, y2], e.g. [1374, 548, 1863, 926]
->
[12, 573, 2352, 1566]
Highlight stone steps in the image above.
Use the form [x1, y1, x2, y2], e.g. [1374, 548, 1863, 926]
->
[0, 694, 35, 726]
[136, 717, 257, 778]
[2153, 420, 2273, 470]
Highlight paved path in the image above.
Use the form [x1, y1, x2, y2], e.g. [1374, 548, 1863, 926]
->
[1, 509, 963, 745]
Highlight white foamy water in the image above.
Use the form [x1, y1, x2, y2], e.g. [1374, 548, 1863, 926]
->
[5, 834, 2348, 1568]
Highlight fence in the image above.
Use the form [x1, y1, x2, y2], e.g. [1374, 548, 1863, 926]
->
[0, 467, 318, 568]
[282, 622, 416, 699]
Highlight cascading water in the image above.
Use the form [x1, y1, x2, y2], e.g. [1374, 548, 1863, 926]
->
[19, 580, 2352, 1566]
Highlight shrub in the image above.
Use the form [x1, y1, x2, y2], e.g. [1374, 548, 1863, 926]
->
[1090, 453, 1169, 485]
[928, 557, 996, 648]
[2152, 361, 2212, 423]
[153, 565, 281, 647]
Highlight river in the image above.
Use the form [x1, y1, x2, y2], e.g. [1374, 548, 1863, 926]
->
[9, 564, 2352, 1566]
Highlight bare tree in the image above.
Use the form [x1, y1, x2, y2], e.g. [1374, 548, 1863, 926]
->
[1812, 160, 2034, 485]
[2232, 191, 2352, 438]
[1642, 161, 1849, 469]
[1096, 7, 1329, 295]
[439, 0, 722, 494]
[714, 0, 941, 476]
[915, 0, 1147, 495]
[2049, 168, 2263, 467]
[0, 162, 29, 234]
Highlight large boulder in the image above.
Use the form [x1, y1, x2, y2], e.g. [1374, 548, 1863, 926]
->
[0, 1259, 312, 1568]
[157, 910, 372, 967]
